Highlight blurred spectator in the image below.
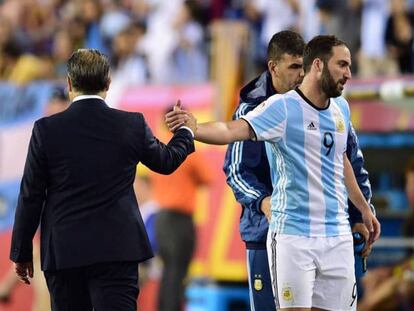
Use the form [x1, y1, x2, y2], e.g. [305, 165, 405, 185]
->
[151, 110, 213, 311]
[0, 0, 25, 30]
[51, 29, 74, 80]
[358, 0, 399, 78]
[138, 0, 184, 83]
[0, 39, 52, 84]
[106, 21, 148, 107]
[298, 0, 320, 42]
[0, 15, 13, 49]
[317, 0, 361, 73]
[385, 0, 414, 74]
[100, 0, 132, 44]
[18, 0, 56, 55]
[133, 166, 161, 285]
[66, 16, 87, 50]
[170, 0, 208, 83]
[247, 0, 301, 51]
[81, 0, 109, 54]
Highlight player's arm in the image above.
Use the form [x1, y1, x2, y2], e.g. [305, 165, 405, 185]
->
[166, 97, 285, 145]
[166, 109, 254, 145]
[344, 153, 381, 244]
[196, 119, 254, 145]
[346, 123, 375, 224]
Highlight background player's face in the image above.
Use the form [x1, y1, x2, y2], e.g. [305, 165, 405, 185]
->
[270, 53, 303, 93]
[321, 45, 352, 98]
[406, 171, 414, 209]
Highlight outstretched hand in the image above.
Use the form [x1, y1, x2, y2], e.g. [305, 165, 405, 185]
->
[165, 100, 197, 134]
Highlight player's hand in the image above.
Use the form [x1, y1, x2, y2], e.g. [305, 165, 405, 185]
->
[184, 112, 197, 134]
[165, 100, 197, 133]
[165, 100, 188, 132]
[362, 210, 381, 245]
[352, 223, 372, 257]
[14, 262, 33, 285]
[260, 196, 271, 222]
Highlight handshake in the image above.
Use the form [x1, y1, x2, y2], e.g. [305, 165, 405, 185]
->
[165, 100, 197, 134]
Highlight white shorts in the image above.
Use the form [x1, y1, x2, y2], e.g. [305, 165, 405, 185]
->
[266, 232, 357, 310]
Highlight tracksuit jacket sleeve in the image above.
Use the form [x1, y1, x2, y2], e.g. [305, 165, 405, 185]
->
[10, 121, 48, 262]
[138, 114, 195, 174]
[223, 104, 272, 214]
[224, 141, 271, 214]
[346, 123, 375, 225]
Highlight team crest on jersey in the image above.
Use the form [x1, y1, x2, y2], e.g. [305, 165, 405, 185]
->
[282, 285, 293, 301]
[334, 114, 345, 133]
[254, 277, 263, 291]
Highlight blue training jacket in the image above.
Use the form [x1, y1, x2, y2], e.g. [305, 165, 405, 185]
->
[223, 71, 374, 248]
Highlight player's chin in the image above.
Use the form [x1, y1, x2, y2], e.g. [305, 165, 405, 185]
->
[335, 84, 344, 96]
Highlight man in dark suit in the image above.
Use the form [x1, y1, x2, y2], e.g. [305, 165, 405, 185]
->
[9, 49, 195, 310]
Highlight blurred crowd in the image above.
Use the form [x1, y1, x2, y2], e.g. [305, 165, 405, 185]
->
[2, 0, 414, 89]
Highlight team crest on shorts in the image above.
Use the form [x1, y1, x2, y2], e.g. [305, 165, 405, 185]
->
[254, 276, 263, 291]
[282, 285, 293, 301]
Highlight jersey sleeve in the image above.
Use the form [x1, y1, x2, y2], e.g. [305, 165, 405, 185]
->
[241, 95, 287, 143]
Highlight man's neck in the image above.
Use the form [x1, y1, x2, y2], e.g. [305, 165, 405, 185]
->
[298, 78, 329, 109]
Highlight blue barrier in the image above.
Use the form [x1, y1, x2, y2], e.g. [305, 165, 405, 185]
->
[186, 283, 250, 311]
[358, 133, 414, 148]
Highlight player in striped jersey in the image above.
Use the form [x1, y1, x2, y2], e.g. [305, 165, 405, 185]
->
[223, 31, 373, 311]
[166, 35, 380, 310]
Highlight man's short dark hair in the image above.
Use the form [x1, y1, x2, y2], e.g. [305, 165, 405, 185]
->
[267, 31, 305, 62]
[303, 35, 347, 73]
[67, 49, 110, 94]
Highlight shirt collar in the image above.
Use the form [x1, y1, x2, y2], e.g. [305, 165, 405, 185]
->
[72, 95, 105, 103]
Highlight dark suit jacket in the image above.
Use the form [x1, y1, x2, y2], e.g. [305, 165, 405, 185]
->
[10, 98, 194, 271]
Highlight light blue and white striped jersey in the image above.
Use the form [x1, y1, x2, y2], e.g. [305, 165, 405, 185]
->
[241, 89, 352, 237]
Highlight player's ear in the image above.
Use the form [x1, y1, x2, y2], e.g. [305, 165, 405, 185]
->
[268, 60, 278, 75]
[313, 58, 324, 74]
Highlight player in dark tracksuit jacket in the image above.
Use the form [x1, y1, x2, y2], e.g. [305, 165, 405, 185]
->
[223, 69, 374, 310]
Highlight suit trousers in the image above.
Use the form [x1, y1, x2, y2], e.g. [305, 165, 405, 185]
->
[44, 261, 139, 311]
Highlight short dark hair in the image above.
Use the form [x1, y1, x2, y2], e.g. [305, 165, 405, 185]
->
[267, 30, 305, 62]
[67, 49, 110, 94]
[303, 35, 347, 73]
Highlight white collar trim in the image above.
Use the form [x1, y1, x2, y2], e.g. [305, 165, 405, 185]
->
[72, 95, 104, 103]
